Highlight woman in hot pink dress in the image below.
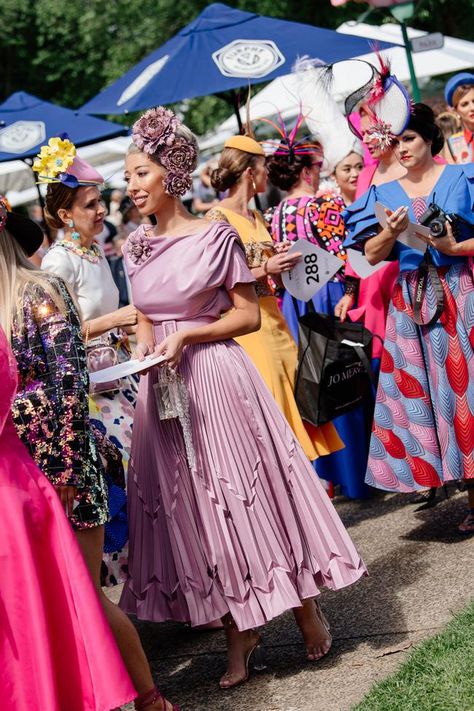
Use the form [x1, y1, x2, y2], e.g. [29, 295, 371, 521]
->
[0, 323, 135, 711]
[120, 107, 366, 690]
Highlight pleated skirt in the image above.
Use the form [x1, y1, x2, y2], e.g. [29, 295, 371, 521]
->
[120, 336, 366, 630]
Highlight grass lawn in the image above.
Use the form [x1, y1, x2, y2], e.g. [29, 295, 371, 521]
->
[354, 600, 474, 711]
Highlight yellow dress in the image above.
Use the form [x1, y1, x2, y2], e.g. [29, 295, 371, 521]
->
[207, 206, 343, 460]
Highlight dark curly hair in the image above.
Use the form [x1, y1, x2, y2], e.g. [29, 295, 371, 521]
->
[406, 103, 444, 156]
[266, 148, 322, 191]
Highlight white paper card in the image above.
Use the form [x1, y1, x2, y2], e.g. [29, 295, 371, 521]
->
[282, 239, 344, 302]
[347, 248, 390, 279]
[89, 354, 166, 383]
[374, 201, 429, 252]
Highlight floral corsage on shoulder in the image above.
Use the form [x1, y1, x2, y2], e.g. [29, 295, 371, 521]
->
[126, 228, 152, 265]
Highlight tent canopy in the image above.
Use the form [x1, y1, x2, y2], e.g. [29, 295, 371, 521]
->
[0, 91, 127, 162]
[199, 22, 474, 152]
[80, 3, 397, 115]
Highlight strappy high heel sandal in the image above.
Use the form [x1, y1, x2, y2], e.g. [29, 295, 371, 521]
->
[310, 600, 332, 662]
[219, 616, 266, 690]
[135, 686, 180, 711]
[294, 598, 332, 662]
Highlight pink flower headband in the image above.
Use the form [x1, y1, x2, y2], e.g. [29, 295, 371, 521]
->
[132, 107, 197, 197]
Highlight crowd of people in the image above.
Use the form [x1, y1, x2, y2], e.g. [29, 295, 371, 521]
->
[1, 63, 473, 711]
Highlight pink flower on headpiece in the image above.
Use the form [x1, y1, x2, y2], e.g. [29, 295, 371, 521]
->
[132, 107, 179, 155]
[127, 231, 152, 265]
[163, 172, 193, 197]
[160, 138, 197, 173]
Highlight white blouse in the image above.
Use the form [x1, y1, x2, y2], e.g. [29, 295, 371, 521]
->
[41, 243, 119, 322]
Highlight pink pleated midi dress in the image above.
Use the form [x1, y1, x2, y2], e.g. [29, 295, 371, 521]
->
[0, 327, 135, 711]
[120, 222, 367, 630]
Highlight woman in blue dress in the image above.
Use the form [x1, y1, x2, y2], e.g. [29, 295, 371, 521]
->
[344, 103, 474, 533]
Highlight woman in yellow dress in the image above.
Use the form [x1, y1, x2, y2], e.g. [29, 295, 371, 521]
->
[207, 135, 343, 461]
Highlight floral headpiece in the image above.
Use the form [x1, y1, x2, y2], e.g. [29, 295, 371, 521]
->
[33, 134, 104, 187]
[132, 106, 197, 197]
[33, 136, 76, 184]
[260, 111, 324, 165]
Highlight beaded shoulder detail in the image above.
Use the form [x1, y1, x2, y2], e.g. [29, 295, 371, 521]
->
[205, 207, 231, 224]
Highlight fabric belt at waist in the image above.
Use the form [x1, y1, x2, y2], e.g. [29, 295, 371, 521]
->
[153, 317, 217, 342]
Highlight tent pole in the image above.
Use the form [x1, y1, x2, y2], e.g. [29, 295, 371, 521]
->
[230, 90, 244, 133]
[399, 21, 421, 102]
[389, 2, 420, 102]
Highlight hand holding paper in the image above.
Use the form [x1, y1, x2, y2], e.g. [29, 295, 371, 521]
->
[282, 239, 344, 301]
[374, 201, 430, 252]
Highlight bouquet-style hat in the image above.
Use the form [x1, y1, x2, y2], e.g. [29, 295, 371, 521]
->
[33, 135, 104, 187]
[0, 197, 44, 257]
[132, 106, 198, 197]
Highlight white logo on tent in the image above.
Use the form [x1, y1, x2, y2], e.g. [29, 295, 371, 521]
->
[0, 121, 46, 154]
[117, 55, 170, 107]
[212, 40, 285, 78]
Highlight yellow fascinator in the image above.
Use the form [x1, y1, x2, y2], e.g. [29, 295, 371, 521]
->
[224, 135, 265, 156]
[33, 136, 76, 183]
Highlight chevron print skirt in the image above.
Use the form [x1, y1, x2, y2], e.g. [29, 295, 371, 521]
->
[366, 261, 474, 491]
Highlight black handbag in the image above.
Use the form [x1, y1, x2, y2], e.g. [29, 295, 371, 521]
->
[294, 301, 377, 427]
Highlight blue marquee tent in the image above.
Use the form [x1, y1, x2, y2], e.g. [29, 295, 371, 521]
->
[80, 3, 398, 116]
[0, 91, 127, 163]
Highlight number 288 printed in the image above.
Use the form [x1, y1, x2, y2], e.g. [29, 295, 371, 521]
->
[304, 253, 319, 284]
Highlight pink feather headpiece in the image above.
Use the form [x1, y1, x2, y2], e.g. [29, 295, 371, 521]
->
[259, 110, 324, 165]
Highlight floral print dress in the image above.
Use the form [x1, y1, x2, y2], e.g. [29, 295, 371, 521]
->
[11, 275, 108, 529]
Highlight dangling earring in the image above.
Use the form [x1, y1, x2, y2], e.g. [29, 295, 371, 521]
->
[251, 178, 257, 192]
[68, 219, 80, 241]
[304, 175, 313, 186]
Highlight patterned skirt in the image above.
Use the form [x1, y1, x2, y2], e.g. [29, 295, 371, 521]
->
[90, 373, 138, 586]
[367, 261, 474, 491]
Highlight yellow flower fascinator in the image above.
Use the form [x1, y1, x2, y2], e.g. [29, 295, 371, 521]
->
[33, 136, 76, 182]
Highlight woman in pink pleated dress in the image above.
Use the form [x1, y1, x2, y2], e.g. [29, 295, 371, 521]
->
[0, 200, 177, 711]
[120, 107, 367, 691]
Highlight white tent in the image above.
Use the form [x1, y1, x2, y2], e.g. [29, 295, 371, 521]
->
[0, 136, 130, 207]
[199, 22, 474, 153]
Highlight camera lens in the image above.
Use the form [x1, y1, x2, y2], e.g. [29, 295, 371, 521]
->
[430, 219, 446, 238]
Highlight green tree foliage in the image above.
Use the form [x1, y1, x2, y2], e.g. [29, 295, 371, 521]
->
[0, 1, 472, 134]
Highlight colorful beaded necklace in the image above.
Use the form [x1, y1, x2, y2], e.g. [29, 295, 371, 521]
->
[51, 239, 102, 264]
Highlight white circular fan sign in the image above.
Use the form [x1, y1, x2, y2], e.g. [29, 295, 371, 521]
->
[212, 39, 285, 78]
[0, 121, 46, 154]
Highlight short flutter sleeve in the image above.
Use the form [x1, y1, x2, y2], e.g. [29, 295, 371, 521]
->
[42, 246, 76, 287]
[343, 185, 380, 249]
[445, 163, 474, 225]
[203, 223, 255, 291]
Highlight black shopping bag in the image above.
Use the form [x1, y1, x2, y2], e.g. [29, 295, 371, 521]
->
[294, 308, 376, 427]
